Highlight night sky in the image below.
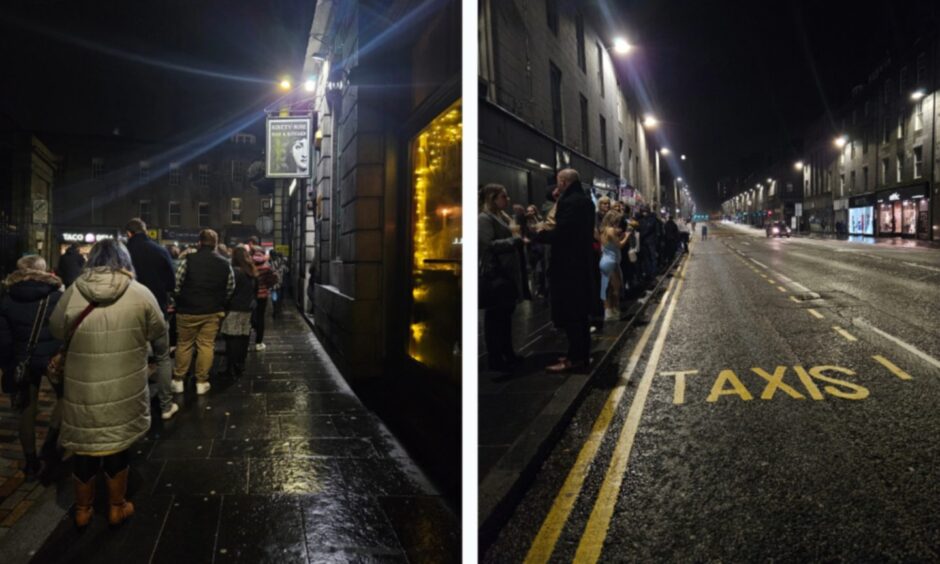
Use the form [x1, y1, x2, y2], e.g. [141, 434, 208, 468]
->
[596, 0, 940, 211]
[0, 1, 315, 142]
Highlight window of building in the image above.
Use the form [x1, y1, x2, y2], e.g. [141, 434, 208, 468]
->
[139, 161, 150, 183]
[913, 145, 924, 178]
[169, 163, 181, 186]
[863, 166, 869, 190]
[92, 158, 104, 179]
[139, 200, 152, 225]
[599, 115, 608, 168]
[198, 202, 210, 227]
[916, 52, 927, 85]
[168, 201, 181, 227]
[881, 158, 889, 185]
[550, 62, 563, 141]
[575, 13, 586, 72]
[199, 164, 209, 187]
[840, 149, 845, 166]
[596, 42, 604, 97]
[578, 94, 590, 152]
[850, 141, 855, 160]
[546, 0, 558, 35]
[826, 171, 831, 193]
[897, 114, 904, 139]
[231, 160, 246, 183]
[839, 174, 845, 197]
[914, 100, 924, 131]
[231, 197, 242, 223]
[850, 171, 856, 192]
[896, 153, 904, 183]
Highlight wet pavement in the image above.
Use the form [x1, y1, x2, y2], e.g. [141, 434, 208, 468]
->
[485, 223, 940, 562]
[9, 309, 458, 563]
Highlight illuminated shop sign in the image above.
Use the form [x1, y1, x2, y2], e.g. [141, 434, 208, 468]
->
[62, 232, 115, 243]
[888, 192, 901, 202]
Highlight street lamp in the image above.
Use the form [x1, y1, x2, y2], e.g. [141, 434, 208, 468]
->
[794, 160, 804, 171]
[303, 79, 316, 92]
[643, 114, 659, 128]
[279, 78, 292, 91]
[911, 89, 926, 101]
[834, 135, 847, 148]
[660, 147, 671, 155]
[612, 37, 633, 55]
[680, 154, 686, 161]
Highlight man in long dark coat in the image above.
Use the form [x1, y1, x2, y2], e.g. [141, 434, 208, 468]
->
[535, 168, 596, 372]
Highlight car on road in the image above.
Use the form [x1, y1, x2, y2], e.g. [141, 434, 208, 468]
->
[766, 221, 791, 238]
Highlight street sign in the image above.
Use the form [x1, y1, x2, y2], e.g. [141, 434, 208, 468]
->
[266, 117, 312, 178]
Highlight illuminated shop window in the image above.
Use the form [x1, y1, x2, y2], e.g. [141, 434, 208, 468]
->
[408, 100, 462, 374]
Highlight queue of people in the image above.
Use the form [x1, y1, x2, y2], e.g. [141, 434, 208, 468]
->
[479, 168, 690, 374]
[0, 218, 281, 529]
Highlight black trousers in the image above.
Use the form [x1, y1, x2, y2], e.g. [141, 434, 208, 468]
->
[74, 450, 129, 482]
[253, 297, 268, 344]
[563, 319, 591, 364]
[483, 304, 515, 366]
[225, 335, 250, 376]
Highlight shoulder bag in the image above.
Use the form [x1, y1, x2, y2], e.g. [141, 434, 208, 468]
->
[46, 302, 97, 388]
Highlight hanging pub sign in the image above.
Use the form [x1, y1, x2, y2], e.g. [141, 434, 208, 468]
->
[266, 116, 312, 179]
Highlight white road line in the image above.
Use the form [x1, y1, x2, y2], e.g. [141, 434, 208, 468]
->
[749, 258, 768, 269]
[852, 318, 940, 371]
[902, 261, 940, 274]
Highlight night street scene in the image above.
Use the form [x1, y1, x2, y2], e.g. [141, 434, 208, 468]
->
[478, 0, 940, 562]
[0, 1, 460, 563]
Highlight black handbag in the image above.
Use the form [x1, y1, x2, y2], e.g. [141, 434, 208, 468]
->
[479, 247, 519, 309]
[10, 296, 49, 409]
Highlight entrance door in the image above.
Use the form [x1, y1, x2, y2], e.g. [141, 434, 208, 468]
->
[917, 199, 929, 240]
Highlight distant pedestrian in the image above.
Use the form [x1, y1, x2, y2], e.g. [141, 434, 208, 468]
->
[0, 256, 64, 481]
[172, 229, 234, 395]
[638, 206, 659, 282]
[48, 239, 166, 528]
[534, 169, 595, 372]
[222, 247, 257, 378]
[701, 223, 708, 241]
[251, 250, 279, 351]
[599, 212, 630, 320]
[479, 184, 524, 371]
[57, 243, 85, 287]
[664, 215, 679, 264]
[269, 250, 289, 320]
[124, 218, 178, 420]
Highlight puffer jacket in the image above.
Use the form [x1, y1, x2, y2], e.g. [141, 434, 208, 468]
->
[49, 268, 166, 454]
[0, 269, 63, 377]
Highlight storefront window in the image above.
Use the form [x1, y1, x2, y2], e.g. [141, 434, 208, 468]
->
[902, 201, 917, 235]
[879, 203, 894, 234]
[408, 100, 462, 374]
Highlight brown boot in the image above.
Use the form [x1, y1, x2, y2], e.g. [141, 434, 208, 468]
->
[105, 468, 134, 526]
[73, 475, 95, 528]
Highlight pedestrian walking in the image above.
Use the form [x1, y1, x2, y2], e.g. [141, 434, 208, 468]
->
[124, 218, 178, 420]
[534, 168, 595, 372]
[0, 255, 64, 481]
[172, 229, 234, 395]
[701, 223, 708, 241]
[222, 247, 257, 378]
[251, 250, 279, 351]
[48, 239, 166, 528]
[57, 243, 85, 287]
[479, 184, 524, 371]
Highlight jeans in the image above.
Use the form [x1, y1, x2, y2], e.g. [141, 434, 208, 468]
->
[173, 312, 224, 383]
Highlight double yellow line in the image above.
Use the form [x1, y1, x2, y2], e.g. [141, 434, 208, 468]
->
[524, 254, 691, 563]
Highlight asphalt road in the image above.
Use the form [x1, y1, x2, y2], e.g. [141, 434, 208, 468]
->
[484, 222, 940, 562]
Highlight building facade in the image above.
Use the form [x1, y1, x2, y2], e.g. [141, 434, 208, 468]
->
[479, 0, 658, 211]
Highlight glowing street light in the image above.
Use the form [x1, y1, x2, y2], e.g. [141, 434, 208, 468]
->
[677, 177, 683, 182]
[794, 160, 804, 171]
[303, 79, 316, 92]
[911, 89, 926, 101]
[612, 37, 633, 55]
[279, 78, 292, 91]
[834, 135, 847, 148]
[660, 147, 671, 155]
[680, 154, 686, 161]
[643, 114, 659, 128]
[766, 178, 772, 183]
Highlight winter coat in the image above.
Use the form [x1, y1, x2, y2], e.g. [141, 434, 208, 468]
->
[0, 270, 64, 380]
[57, 248, 85, 287]
[535, 181, 596, 325]
[126, 232, 176, 314]
[174, 247, 235, 315]
[49, 268, 166, 455]
[253, 254, 279, 300]
[227, 269, 257, 312]
[479, 211, 523, 307]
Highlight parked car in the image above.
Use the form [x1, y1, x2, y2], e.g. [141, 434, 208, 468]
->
[766, 221, 791, 238]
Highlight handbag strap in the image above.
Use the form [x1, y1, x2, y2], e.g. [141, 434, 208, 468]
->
[23, 296, 50, 360]
[65, 302, 98, 349]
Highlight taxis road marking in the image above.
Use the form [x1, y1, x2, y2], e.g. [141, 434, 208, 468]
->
[872, 355, 913, 380]
[833, 326, 858, 342]
[523, 271, 683, 564]
[662, 370, 698, 404]
[789, 296, 801, 304]
[573, 255, 689, 563]
[807, 308, 824, 319]
[776, 286, 787, 293]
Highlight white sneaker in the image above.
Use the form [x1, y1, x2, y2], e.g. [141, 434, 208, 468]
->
[161, 402, 180, 420]
[254, 343, 267, 351]
[170, 379, 184, 394]
[195, 381, 211, 395]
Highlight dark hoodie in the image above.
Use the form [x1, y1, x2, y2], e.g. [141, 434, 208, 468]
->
[0, 269, 64, 376]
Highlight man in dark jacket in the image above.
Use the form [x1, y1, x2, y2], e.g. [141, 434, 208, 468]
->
[638, 207, 660, 282]
[124, 218, 179, 419]
[57, 244, 85, 287]
[172, 229, 234, 395]
[664, 216, 680, 265]
[0, 256, 64, 480]
[535, 168, 596, 372]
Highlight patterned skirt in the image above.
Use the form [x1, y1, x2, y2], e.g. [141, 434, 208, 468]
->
[221, 311, 252, 336]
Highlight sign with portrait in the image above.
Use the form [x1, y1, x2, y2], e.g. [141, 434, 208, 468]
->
[266, 117, 312, 178]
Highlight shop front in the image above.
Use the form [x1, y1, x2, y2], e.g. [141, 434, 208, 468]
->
[875, 184, 930, 239]
[848, 194, 876, 236]
[54, 226, 120, 259]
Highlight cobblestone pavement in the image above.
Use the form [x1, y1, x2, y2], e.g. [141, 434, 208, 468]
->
[1, 309, 459, 563]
